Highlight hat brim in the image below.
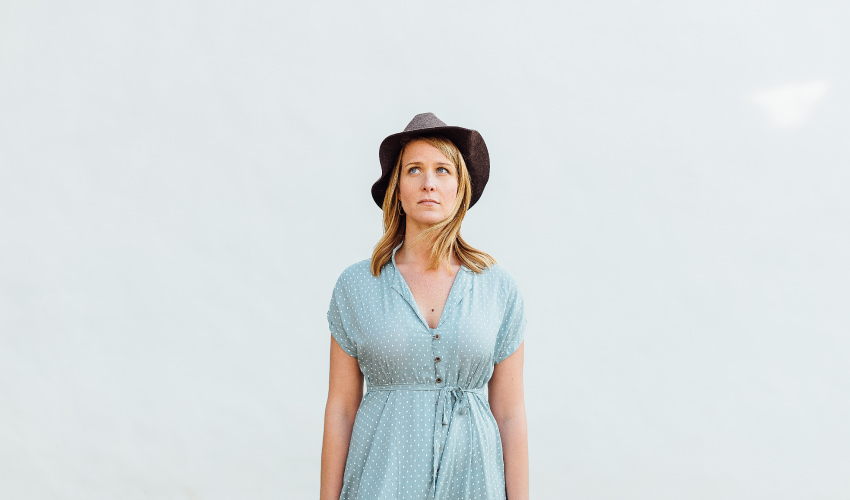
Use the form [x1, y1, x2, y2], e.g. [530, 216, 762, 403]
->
[371, 125, 490, 210]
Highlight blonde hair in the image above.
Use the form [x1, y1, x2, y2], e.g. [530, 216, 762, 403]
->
[370, 135, 497, 276]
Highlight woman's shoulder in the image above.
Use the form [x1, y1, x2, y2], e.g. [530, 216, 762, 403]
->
[470, 262, 522, 291]
[331, 257, 383, 291]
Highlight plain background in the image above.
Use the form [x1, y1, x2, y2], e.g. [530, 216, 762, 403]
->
[1, 1, 848, 499]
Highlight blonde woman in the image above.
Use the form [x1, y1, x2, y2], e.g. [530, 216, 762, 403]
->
[320, 113, 528, 500]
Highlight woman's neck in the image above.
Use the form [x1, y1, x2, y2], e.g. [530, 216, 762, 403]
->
[397, 227, 457, 272]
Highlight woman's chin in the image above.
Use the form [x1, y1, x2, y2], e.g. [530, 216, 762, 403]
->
[408, 213, 448, 227]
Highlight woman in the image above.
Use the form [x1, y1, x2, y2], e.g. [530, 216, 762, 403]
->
[320, 112, 528, 500]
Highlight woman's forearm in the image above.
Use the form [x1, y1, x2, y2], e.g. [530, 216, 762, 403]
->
[319, 407, 357, 500]
[497, 411, 529, 500]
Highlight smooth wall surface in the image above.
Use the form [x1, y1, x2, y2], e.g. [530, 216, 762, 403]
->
[1, 1, 848, 498]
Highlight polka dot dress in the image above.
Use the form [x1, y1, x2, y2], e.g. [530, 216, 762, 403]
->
[327, 241, 527, 500]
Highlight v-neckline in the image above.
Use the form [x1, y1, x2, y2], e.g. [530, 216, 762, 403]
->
[390, 241, 469, 331]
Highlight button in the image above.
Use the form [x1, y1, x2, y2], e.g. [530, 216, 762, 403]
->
[433, 334, 440, 340]
[436, 377, 442, 383]
[435, 356, 441, 362]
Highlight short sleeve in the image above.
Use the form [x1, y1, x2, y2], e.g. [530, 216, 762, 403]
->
[494, 277, 527, 364]
[327, 283, 358, 359]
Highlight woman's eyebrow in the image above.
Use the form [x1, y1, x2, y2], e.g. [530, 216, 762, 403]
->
[404, 161, 454, 167]
[403, 161, 454, 168]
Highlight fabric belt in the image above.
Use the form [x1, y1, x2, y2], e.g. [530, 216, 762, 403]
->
[366, 383, 487, 500]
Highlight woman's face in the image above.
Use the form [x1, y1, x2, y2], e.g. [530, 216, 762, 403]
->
[397, 139, 459, 230]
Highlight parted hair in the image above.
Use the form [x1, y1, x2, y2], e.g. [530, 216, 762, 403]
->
[370, 135, 497, 277]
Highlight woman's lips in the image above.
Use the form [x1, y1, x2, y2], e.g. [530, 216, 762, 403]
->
[418, 201, 438, 205]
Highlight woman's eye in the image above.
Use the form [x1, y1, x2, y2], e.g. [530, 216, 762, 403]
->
[407, 166, 451, 174]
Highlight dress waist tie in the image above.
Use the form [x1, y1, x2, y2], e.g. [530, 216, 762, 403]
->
[366, 383, 487, 500]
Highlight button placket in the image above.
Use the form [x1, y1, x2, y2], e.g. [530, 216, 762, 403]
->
[432, 330, 443, 385]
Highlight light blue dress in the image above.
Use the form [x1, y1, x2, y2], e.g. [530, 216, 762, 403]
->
[327, 241, 527, 500]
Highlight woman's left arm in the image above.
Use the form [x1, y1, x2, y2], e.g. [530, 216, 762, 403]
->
[488, 340, 528, 500]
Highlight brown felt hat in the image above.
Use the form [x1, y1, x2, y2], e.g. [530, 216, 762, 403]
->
[371, 112, 490, 210]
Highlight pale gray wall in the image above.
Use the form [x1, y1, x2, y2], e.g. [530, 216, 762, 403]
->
[1, 1, 848, 499]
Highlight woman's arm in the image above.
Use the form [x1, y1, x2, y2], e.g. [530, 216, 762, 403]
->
[320, 336, 363, 500]
[488, 340, 528, 500]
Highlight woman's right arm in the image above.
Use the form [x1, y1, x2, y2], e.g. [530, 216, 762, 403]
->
[319, 335, 363, 500]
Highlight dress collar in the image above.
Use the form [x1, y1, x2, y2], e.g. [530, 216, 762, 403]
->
[388, 239, 472, 331]
[390, 239, 404, 271]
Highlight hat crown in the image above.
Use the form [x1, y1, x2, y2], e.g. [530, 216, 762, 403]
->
[403, 112, 446, 133]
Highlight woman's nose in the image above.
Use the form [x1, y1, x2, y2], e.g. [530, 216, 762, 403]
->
[422, 173, 437, 190]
